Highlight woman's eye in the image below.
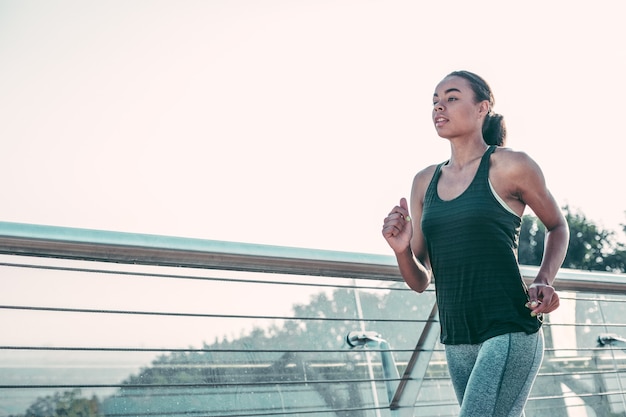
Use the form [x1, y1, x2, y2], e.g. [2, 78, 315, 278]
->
[448, 97, 457, 102]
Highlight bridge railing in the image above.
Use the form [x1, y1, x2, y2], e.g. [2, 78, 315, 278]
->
[1, 221, 625, 417]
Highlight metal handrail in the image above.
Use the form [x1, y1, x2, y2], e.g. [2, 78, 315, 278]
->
[0, 221, 399, 280]
[0, 221, 624, 292]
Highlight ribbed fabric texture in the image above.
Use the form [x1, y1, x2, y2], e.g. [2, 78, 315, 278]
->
[422, 146, 541, 345]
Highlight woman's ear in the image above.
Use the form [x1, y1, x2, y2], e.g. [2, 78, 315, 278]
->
[479, 100, 490, 118]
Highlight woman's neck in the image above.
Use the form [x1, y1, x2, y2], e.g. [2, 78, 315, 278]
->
[447, 137, 489, 169]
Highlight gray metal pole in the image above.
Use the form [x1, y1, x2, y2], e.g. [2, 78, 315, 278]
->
[346, 331, 401, 417]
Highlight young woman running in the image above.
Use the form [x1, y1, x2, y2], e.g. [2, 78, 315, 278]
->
[382, 70, 569, 416]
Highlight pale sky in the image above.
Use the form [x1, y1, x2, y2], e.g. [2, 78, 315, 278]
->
[1, 0, 625, 256]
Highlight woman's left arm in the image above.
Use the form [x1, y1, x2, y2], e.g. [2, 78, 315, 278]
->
[507, 151, 570, 315]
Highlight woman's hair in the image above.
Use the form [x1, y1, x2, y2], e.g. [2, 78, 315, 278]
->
[447, 70, 507, 146]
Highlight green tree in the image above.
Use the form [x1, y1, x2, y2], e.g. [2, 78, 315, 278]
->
[104, 286, 433, 417]
[519, 214, 545, 266]
[518, 206, 625, 272]
[603, 218, 626, 272]
[19, 390, 101, 417]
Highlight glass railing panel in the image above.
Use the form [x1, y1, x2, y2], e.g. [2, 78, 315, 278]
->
[2, 223, 626, 417]
[518, 291, 626, 417]
[0, 251, 430, 417]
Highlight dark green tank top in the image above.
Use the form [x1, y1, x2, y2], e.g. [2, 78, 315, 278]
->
[421, 146, 541, 345]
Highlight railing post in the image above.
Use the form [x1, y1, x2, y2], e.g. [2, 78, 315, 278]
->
[346, 331, 401, 417]
[346, 303, 439, 417]
[390, 303, 439, 417]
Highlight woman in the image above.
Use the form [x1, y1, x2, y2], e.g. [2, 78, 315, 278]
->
[382, 70, 569, 416]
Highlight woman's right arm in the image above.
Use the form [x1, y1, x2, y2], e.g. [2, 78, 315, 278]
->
[382, 169, 433, 293]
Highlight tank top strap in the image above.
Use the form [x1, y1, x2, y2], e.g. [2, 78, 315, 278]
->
[433, 160, 446, 180]
[476, 145, 497, 179]
[424, 160, 447, 204]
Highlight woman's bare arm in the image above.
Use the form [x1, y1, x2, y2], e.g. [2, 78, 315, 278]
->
[382, 167, 436, 293]
[494, 149, 569, 315]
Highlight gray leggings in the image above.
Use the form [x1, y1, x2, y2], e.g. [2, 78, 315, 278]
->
[445, 330, 544, 417]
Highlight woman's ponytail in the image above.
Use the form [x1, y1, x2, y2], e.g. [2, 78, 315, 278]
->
[482, 112, 507, 146]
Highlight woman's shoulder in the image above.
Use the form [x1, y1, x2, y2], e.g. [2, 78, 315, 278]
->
[410, 163, 440, 200]
[491, 146, 546, 189]
[492, 146, 540, 173]
[413, 163, 440, 185]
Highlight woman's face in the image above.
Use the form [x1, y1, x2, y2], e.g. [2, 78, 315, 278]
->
[432, 76, 486, 139]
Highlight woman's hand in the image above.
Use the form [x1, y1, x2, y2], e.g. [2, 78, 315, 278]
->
[382, 198, 413, 254]
[526, 282, 560, 317]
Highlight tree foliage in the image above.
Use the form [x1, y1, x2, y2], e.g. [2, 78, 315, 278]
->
[519, 206, 626, 272]
[101, 286, 436, 416]
[11, 390, 101, 417]
[603, 220, 626, 272]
